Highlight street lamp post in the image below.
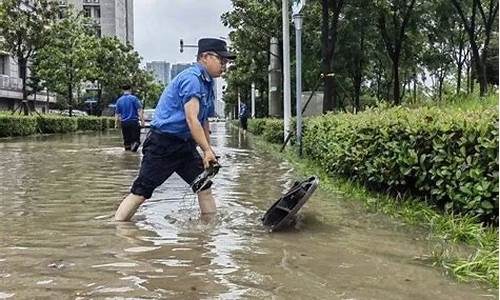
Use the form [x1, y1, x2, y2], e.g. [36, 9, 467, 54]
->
[282, 0, 292, 144]
[293, 0, 306, 157]
[251, 82, 256, 118]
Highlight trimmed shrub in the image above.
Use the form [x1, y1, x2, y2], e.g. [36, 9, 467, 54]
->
[248, 118, 267, 135]
[250, 106, 499, 224]
[0, 115, 37, 137]
[262, 119, 284, 143]
[104, 117, 115, 129]
[0, 115, 114, 137]
[36, 116, 78, 133]
[77, 116, 104, 131]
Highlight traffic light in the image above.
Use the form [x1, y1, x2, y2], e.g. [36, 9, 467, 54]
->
[180, 39, 184, 53]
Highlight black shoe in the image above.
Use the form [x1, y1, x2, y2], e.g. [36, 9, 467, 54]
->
[191, 161, 220, 193]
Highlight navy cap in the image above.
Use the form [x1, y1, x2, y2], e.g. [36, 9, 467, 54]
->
[198, 38, 236, 59]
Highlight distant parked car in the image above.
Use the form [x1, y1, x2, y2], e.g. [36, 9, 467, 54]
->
[143, 108, 155, 128]
[59, 109, 88, 117]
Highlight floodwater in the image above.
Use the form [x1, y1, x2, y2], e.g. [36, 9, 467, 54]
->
[0, 123, 497, 300]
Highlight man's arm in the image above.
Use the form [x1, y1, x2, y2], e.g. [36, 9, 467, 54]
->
[184, 97, 215, 167]
[115, 113, 121, 128]
[138, 108, 145, 127]
[136, 98, 145, 127]
[203, 120, 211, 146]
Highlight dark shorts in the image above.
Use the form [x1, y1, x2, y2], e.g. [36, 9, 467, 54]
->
[240, 117, 248, 130]
[121, 120, 140, 150]
[131, 130, 205, 199]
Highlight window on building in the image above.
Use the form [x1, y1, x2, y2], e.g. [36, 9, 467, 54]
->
[0, 55, 7, 75]
[95, 7, 100, 18]
[83, 6, 91, 18]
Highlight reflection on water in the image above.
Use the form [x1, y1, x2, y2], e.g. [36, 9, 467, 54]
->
[0, 124, 496, 299]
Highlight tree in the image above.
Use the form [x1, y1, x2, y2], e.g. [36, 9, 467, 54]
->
[335, 0, 378, 111]
[422, 1, 455, 101]
[132, 68, 163, 108]
[320, 0, 345, 112]
[376, 0, 419, 105]
[222, 0, 282, 117]
[91, 37, 143, 109]
[451, 0, 499, 96]
[0, 0, 58, 115]
[33, 11, 98, 117]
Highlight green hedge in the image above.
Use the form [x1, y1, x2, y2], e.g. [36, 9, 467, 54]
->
[0, 115, 115, 137]
[0, 115, 37, 136]
[36, 116, 78, 133]
[247, 106, 499, 224]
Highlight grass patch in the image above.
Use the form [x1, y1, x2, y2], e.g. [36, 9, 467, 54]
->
[236, 124, 499, 287]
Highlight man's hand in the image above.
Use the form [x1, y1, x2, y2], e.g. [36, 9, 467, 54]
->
[203, 149, 217, 169]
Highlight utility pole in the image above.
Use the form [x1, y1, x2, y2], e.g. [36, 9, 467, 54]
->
[251, 82, 255, 118]
[237, 89, 241, 118]
[268, 37, 282, 117]
[293, 0, 306, 157]
[282, 0, 292, 143]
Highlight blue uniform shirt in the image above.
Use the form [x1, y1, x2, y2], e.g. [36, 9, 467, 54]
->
[116, 93, 142, 122]
[240, 103, 249, 118]
[151, 63, 215, 139]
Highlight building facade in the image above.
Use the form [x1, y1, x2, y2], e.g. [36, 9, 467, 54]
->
[65, 0, 134, 45]
[213, 78, 225, 118]
[0, 0, 134, 112]
[146, 61, 170, 86]
[0, 0, 55, 112]
[170, 63, 194, 81]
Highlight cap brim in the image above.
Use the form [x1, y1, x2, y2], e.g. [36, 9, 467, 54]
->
[216, 50, 236, 60]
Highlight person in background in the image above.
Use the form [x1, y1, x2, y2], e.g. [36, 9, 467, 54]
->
[114, 38, 235, 221]
[115, 85, 145, 152]
[239, 102, 249, 135]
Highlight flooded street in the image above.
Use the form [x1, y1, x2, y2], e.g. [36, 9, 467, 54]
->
[0, 123, 497, 300]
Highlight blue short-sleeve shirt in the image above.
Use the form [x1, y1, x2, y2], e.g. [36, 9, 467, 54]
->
[151, 63, 215, 139]
[116, 93, 142, 122]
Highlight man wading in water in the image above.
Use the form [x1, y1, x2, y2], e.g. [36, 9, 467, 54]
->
[115, 38, 235, 221]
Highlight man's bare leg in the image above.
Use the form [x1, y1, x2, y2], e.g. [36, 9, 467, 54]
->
[115, 193, 146, 221]
[197, 188, 216, 214]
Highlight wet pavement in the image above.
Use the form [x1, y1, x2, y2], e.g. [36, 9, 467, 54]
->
[0, 123, 497, 299]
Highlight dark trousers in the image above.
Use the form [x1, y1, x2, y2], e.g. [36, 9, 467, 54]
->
[121, 120, 140, 150]
[131, 130, 205, 199]
[240, 117, 248, 130]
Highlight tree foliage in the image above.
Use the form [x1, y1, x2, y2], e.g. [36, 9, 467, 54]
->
[0, 0, 59, 114]
[32, 10, 97, 117]
[222, 0, 498, 117]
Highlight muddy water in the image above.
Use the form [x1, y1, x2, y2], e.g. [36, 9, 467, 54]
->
[0, 123, 496, 300]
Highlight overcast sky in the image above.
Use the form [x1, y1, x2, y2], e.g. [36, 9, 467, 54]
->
[133, 0, 233, 64]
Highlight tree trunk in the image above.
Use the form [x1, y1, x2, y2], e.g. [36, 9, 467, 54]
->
[97, 81, 103, 115]
[413, 75, 417, 103]
[68, 82, 73, 118]
[18, 58, 30, 115]
[321, 0, 344, 113]
[321, 0, 333, 113]
[451, 0, 498, 96]
[471, 42, 488, 95]
[376, 69, 382, 101]
[392, 55, 400, 105]
[466, 62, 471, 94]
[438, 76, 444, 101]
[456, 63, 463, 95]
